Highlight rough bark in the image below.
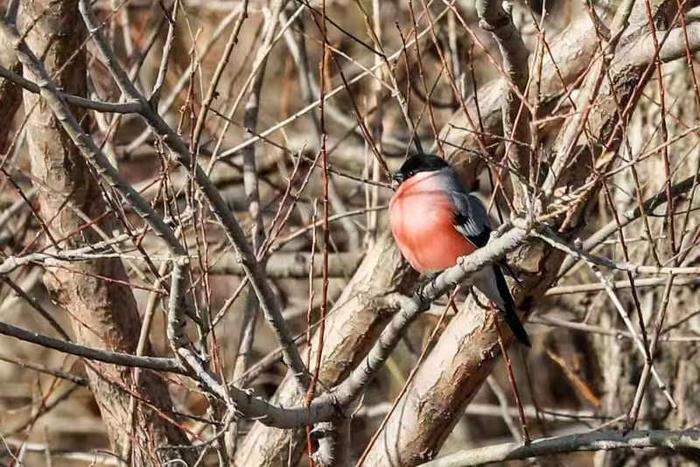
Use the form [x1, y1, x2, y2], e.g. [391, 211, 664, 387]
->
[361, 238, 562, 465]
[0, 33, 21, 153]
[19, 1, 192, 463]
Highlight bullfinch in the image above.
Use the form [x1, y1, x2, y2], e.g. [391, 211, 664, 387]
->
[389, 154, 531, 347]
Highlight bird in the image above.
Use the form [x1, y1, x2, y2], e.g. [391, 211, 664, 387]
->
[388, 153, 531, 347]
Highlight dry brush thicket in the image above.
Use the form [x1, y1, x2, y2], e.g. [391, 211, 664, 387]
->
[1, 0, 700, 466]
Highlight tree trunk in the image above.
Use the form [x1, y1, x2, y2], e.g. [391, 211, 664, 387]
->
[235, 232, 414, 465]
[20, 1, 192, 463]
[0, 39, 21, 153]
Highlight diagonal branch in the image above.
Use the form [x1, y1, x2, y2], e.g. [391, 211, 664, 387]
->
[330, 226, 530, 406]
[76, 0, 311, 389]
[0, 320, 183, 372]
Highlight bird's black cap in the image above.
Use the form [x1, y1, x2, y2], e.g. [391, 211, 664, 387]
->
[392, 154, 449, 185]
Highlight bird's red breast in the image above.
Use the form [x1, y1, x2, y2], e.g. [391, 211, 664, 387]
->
[389, 171, 477, 272]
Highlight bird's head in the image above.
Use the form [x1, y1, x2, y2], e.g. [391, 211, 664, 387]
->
[391, 154, 449, 188]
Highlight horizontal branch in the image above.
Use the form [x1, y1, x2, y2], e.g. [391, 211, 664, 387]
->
[422, 429, 700, 466]
[0, 320, 183, 373]
[0, 313, 334, 429]
[0, 61, 142, 113]
[546, 275, 700, 295]
[536, 225, 700, 275]
[0, 232, 137, 275]
[560, 173, 700, 275]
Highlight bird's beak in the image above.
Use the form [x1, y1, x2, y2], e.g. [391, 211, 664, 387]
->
[391, 172, 404, 189]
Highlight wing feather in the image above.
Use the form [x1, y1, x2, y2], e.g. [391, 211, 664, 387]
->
[444, 180, 530, 346]
[448, 189, 492, 248]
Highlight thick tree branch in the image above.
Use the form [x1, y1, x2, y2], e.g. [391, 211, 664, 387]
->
[361, 1, 692, 464]
[11, 1, 192, 462]
[237, 8, 626, 465]
[476, 0, 531, 204]
[331, 226, 529, 406]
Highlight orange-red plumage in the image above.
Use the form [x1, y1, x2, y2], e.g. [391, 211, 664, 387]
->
[389, 171, 476, 272]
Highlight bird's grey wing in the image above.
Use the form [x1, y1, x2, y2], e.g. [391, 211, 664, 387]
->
[446, 180, 531, 346]
[448, 188, 492, 248]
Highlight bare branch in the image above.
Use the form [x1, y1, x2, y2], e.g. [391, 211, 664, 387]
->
[0, 320, 183, 373]
[76, 0, 311, 388]
[422, 429, 700, 467]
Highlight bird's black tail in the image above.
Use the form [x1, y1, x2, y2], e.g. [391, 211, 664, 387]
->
[493, 265, 531, 347]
